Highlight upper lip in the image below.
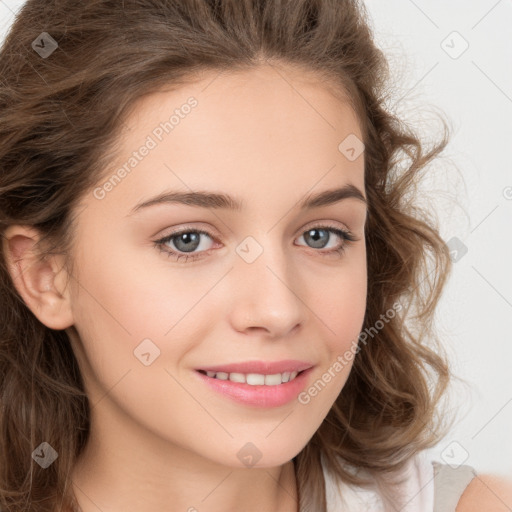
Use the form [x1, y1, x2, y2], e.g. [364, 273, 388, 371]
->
[196, 360, 314, 374]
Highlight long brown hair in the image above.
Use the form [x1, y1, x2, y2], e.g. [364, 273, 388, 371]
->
[0, 1, 453, 511]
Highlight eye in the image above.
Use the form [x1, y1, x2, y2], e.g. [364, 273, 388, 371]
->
[296, 225, 357, 254]
[154, 228, 216, 263]
[153, 223, 358, 263]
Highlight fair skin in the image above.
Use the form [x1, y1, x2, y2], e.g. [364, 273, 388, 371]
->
[4, 63, 368, 512]
[3, 64, 511, 511]
[457, 475, 512, 511]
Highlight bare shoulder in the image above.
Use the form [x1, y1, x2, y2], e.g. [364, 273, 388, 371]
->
[456, 473, 512, 512]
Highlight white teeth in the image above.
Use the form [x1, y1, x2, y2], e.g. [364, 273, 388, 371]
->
[264, 373, 282, 386]
[229, 372, 246, 383]
[246, 373, 265, 385]
[204, 370, 302, 385]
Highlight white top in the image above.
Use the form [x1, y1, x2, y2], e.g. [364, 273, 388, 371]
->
[322, 450, 454, 512]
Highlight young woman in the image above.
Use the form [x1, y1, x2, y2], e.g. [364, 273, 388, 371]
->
[0, 1, 510, 511]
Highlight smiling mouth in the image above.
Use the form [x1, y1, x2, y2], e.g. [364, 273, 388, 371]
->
[196, 369, 306, 386]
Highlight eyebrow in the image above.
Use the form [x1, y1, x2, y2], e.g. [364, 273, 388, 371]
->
[128, 183, 367, 215]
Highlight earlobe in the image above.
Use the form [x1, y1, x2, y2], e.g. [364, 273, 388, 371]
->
[2, 225, 75, 331]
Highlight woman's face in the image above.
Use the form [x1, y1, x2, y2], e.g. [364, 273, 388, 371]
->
[66, 63, 367, 469]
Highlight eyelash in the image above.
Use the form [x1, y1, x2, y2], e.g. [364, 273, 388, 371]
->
[153, 224, 358, 263]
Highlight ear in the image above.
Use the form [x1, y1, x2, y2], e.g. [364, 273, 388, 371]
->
[2, 224, 74, 330]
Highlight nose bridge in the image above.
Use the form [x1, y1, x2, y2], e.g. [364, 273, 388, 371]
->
[236, 229, 291, 289]
[229, 230, 304, 334]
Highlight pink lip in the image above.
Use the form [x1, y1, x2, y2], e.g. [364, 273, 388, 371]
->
[194, 367, 314, 408]
[196, 359, 313, 374]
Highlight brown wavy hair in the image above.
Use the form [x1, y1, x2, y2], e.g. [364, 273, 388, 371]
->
[0, 0, 453, 511]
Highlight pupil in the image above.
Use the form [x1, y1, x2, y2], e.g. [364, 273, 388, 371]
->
[175, 232, 200, 252]
[306, 228, 328, 249]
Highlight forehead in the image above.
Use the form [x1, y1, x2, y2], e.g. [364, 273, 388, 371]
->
[125, 62, 362, 141]
[89, 63, 365, 215]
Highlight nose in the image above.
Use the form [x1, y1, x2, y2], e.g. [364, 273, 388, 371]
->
[227, 237, 305, 339]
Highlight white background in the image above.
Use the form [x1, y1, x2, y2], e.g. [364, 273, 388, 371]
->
[1, 0, 511, 477]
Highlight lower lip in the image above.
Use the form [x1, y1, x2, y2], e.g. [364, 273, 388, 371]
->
[194, 368, 313, 408]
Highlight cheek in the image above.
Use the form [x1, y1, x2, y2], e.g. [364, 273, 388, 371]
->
[318, 252, 368, 349]
[329, 278, 367, 354]
[302, 252, 367, 401]
[68, 235, 230, 398]
[71, 233, 199, 339]
[67, 246, 214, 445]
